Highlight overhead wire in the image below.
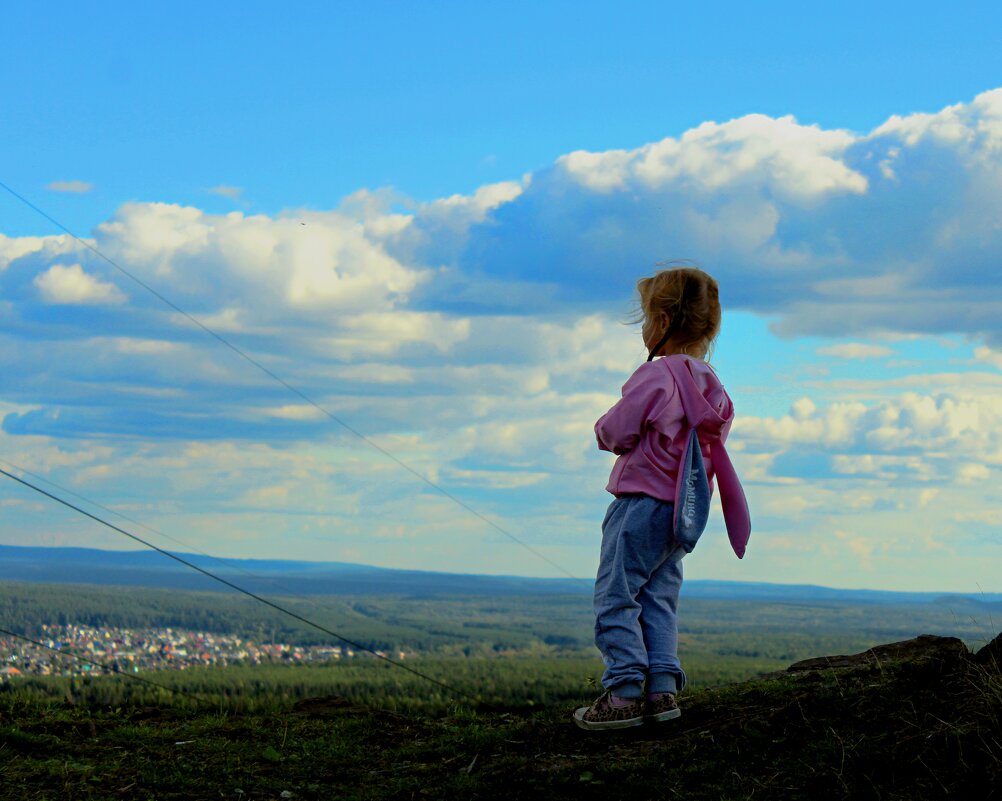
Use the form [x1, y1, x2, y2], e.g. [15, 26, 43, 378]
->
[0, 456, 394, 604]
[0, 178, 586, 584]
[0, 179, 594, 706]
[0, 467, 482, 704]
[0, 456, 538, 693]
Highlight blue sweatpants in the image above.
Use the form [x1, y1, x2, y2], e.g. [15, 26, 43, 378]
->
[593, 494, 687, 698]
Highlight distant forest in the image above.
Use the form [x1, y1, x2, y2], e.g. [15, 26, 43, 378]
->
[2, 580, 997, 660]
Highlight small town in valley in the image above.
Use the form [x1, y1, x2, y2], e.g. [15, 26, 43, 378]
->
[0, 624, 411, 679]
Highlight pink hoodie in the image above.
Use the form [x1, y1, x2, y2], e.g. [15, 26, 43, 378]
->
[595, 354, 751, 558]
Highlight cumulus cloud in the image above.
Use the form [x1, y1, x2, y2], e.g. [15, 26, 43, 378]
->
[93, 202, 427, 317]
[46, 180, 94, 193]
[381, 89, 1002, 347]
[3, 90, 1002, 586]
[0, 233, 80, 271]
[735, 389, 1002, 489]
[17, 91, 1002, 342]
[33, 263, 126, 305]
[558, 114, 867, 198]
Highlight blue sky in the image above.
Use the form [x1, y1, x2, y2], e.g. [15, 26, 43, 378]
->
[2, 2, 1001, 593]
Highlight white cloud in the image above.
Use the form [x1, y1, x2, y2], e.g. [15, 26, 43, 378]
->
[4, 90, 1002, 590]
[46, 180, 94, 193]
[831, 453, 933, 480]
[323, 312, 471, 358]
[207, 185, 243, 200]
[957, 463, 991, 484]
[95, 202, 428, 316]
[791, 398, 816, 420]
[425, 180, 524, 223]
[735, 389, 1002, 490]
[10, 90, 1002, 349]
[263, 404, 326, 421]
[559, 114, 868, 200]
[96, 203, 213, 275]
[105, 337, 181, 355]
[444, 466, 549, 490]
[284, 224, 420, 309]
[817, 343, 895, 359]
[0, 233, 80, 271]
[559, 148, 634, 192]
[331, 363, 416, 385]
[974, 346, 1002, 369]
[405, 88, 1002, 348]
[173, 307, 246, 333]
[33, 263, 126, 305]
[736, 399, 868, 449]
[871, 90, 1002, 149]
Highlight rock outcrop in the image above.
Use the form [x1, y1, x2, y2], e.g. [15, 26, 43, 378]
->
[974, 631, 1002, 668]
[786, 634, 971, 672]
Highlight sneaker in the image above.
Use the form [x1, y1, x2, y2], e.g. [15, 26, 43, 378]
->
[572, 691, 645, 731]
[646, 691, 681, 723]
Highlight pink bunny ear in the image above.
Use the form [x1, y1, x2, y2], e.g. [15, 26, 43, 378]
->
[712, 443, 751, 558]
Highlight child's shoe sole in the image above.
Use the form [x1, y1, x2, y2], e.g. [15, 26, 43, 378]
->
[647, 707, 682, 723]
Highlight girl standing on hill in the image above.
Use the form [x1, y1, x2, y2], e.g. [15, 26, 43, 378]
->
[574, 265, 751, 731]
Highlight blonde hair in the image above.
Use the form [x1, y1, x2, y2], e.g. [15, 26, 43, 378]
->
[635, 263, 721, 360]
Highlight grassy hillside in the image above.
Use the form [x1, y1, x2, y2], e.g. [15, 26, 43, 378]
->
[1, 635, 998, 800]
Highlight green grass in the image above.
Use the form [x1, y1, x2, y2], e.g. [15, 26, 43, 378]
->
[1, 652, 788, 715]
[1, 641, 999, 800]
[2, 582, 999, 798]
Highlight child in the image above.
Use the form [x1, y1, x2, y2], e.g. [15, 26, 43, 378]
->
[573, 265, 751, 731]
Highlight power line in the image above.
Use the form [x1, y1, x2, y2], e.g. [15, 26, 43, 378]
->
[0, 457, 536, 686]
[0, 625, 210, 706]
[0, 457, 365, 603]
[0, 180, 599, 710]
[0, 467, 480, 704]
[0, 178, 584, 584]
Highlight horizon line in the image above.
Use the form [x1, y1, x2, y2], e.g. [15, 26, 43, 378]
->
[2, 542, 999, 599]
